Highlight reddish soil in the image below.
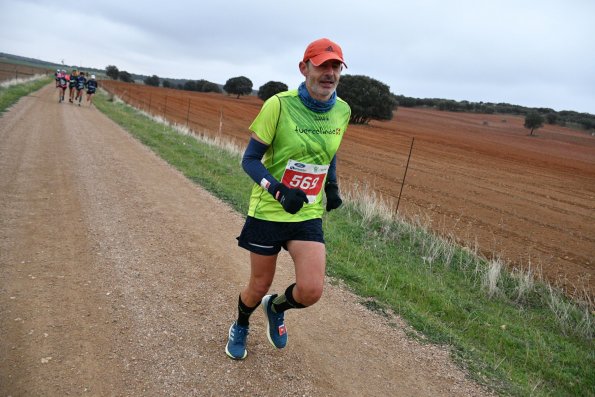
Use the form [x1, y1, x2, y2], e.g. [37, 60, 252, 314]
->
[101, 81, 595, 300]
[0, 60, 53, 82]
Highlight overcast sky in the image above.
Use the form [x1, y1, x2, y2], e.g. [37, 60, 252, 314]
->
[1, 0, 594, 113]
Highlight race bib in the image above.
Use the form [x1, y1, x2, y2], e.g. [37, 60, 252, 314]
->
[280, 160, 329, 204]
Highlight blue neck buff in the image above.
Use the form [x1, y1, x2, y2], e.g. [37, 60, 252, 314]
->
[298, 82, 336, 113]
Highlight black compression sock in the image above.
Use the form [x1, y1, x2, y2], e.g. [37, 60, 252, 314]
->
[272, 283, 306, 313]
[237, 294, 260, 327]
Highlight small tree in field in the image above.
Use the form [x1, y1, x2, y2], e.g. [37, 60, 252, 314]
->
[105, 65, 119, 80]
[258, 81, 288, 101]
[196, 79, 222, 93]
[144, 75, 160, 86]
[119, 71, 134, 83]
[223, 76, 253, 98]
[524, 111, 545, 136]
[337, 75, 397, 124]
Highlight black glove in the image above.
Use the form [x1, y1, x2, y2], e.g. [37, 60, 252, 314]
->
[272, 184, 308, 214]
[325, 182, 343, 212]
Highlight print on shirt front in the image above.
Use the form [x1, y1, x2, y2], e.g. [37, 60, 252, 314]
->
[248, 89, 351, 222]
[280, 160, 329, 204]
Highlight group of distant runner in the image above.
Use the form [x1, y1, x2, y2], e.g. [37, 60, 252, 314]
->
[54, 69, 98, 106]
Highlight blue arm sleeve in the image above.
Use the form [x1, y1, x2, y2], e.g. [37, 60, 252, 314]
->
[241, 138, 280, 194]
[327, 155, 338, 184]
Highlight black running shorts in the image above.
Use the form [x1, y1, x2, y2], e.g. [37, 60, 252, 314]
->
[237, 216, 324, 256]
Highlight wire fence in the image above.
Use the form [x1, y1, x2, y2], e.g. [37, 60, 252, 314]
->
[101, 80, 234, 135]
[0, 64, 53, 82]
[100, 79, 281, 164]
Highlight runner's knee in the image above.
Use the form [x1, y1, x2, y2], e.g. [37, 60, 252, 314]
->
[247, 278, 273, 300]
[294, 283, 323, 306]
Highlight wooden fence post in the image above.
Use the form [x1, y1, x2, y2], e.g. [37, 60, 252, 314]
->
[395, 137, 415, 215]
[186, 98, 191, 127]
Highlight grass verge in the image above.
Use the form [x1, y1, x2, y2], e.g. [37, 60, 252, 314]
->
[0, 76, 53, 114]
[94, 89, 594, 397]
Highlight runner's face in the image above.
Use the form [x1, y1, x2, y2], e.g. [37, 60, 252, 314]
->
[300, 60, 343, 102]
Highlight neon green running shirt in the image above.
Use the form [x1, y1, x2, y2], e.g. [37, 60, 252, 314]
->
[248, 89, 351, 222]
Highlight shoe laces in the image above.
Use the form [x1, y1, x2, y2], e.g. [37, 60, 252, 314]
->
[231, 324, 249, 343]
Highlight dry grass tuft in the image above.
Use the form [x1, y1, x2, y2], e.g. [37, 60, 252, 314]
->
[0, 74, 46, 88]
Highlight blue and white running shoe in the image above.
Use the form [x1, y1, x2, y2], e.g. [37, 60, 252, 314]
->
[262, 294, 287, 349]
[225, 322, 249, 360]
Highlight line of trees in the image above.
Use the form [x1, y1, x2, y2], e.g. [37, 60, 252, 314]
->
[394, 94, 595, 132]
[106, 65, 223, 94]
[257, 81, 288, 101]
[144, 75, 160, 87]
[105, 64, 593, 130]
[105, 65, 134, 83]
[104, 64, 399, 124]
[180, 79, 222, 93]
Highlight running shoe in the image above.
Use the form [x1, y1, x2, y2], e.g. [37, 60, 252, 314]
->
[262, 294, 287, 349]
[225, 322, 249, 360]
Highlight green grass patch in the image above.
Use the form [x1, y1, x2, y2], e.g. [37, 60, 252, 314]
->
[324, 209, 594, 396]
[0, 77, 53, 115]
[94, 90, 594, 397]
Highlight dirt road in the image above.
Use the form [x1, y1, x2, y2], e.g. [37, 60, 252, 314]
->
[0, 84, 494, 396]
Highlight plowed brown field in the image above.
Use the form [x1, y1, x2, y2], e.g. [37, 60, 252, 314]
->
[101, 80, 595, 300]
[0, 60, 53, 82]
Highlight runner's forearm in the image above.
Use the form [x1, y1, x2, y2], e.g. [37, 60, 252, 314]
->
[241, 138, 280, 194]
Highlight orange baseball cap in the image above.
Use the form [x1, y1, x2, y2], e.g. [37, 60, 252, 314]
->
[303, 38, 347, 68]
